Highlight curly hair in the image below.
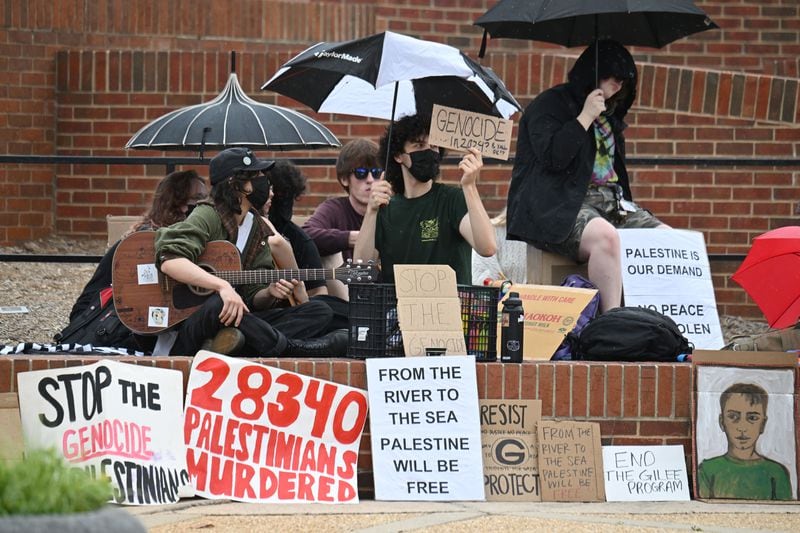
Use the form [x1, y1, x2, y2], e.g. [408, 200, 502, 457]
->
[135, 170, 205, 231]
[268, 160, 307, 200]
[378, 114, 431, 196]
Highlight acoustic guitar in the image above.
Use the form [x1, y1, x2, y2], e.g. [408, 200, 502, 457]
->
[111, 231, 376, 334]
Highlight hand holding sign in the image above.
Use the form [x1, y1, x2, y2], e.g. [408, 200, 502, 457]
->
[458, 147, 483, 187]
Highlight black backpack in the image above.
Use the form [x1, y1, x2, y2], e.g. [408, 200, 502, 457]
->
[568, 306, 693, 362]
[54, 290, 137, 349]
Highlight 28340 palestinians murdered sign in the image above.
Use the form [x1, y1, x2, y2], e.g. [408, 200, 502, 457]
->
[17, 359, 192, 505]
[184, 351, 369, 503]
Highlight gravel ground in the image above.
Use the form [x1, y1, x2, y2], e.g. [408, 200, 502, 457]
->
[0, 236, 771, 346]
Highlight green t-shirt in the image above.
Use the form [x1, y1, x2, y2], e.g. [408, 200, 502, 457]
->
[697, 454, 793, 500]
[375, 182, 470, 284]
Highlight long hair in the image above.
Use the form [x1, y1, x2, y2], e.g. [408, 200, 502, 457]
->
[211, 171, 253, 230]
[134, 170, 204, 231]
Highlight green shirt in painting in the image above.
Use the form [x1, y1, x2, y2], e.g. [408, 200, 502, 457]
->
[375, 182, 470, 284]
[697, 454, 793, 500]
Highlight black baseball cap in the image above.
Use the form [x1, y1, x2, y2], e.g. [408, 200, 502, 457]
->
[209, 147, 275, 185]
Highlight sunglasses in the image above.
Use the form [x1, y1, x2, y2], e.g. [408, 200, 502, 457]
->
[351, 167, 383, 180]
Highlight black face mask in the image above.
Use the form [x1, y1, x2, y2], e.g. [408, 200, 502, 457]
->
[268, 195, 294, 230]
[247, 176, 270, 212]
[406, 149, 440, 183]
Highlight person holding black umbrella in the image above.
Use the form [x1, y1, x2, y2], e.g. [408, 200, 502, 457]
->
[354, 114, 497, 284]
[506, 40, 670, 312]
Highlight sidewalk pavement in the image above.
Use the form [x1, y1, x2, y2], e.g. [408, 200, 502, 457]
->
[130, 498, 800, 532]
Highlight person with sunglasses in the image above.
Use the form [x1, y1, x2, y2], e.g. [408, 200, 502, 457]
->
[153, 147, 345, 357]
[354, 114, 497, 285]
[303, 139, 383, 299]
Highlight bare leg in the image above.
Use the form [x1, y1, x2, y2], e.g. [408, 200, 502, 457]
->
[578, 218, 622, 312]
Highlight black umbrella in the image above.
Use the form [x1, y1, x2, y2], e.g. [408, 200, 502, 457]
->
[125, 54, 340, 154]
[261, 31, 520, 121]
[475, 0, 719, 57]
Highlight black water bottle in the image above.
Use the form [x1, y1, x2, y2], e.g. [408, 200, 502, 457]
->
[501, 292, 524, 363]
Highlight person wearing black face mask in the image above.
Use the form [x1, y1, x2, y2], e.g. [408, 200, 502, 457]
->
[261, 162, 327, 299]
[264, 161, 352, 331]
[153, 147, 347, 357]
[354, 114, 497, 285]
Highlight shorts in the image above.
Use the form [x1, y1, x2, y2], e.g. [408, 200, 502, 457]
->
[538, 184, 664, 262]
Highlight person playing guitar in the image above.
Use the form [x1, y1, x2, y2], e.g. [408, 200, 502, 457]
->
[152, 147, 348, 357]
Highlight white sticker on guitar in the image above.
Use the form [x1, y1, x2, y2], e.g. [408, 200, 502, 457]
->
[148, 306, 169, 328]
[137, 263, 159, 285]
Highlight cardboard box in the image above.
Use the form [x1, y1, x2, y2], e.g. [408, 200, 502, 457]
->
[498, 284, 597, 360]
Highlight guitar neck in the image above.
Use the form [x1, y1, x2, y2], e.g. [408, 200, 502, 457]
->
[214, 268, 338, 286]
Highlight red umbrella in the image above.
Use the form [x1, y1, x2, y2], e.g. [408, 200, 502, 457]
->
[732, 226, 800, 328]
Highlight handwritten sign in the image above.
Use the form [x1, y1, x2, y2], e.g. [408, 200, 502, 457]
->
[367, 356, 484, 501]
[429, 104, 513, 160]
[395, 265, 467, 356]
[602, 445, 690, 501]
[480, 399, 542, 501]
[184, 351, 368, 503]
[619, 229, 724, 349]
[537, 420, 604, 502]
[17, 359, 192, 505]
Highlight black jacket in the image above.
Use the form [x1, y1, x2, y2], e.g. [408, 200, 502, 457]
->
[507, 40, 637, 246]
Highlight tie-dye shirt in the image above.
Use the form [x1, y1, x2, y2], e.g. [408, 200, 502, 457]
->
[591, 115, 618, 186]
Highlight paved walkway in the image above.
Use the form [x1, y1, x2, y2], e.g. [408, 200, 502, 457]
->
[129, 498, 800, 532]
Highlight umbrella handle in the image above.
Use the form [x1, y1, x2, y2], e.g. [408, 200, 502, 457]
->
[383, 82, 399, 174]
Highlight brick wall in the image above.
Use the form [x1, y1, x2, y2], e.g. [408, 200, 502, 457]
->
[1, 0, 799, 317]
[0, 355, 696, 494]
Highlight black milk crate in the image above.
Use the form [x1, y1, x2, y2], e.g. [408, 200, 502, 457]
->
[347, 283, 499, 361]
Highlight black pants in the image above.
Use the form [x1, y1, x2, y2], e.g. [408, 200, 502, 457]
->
[171, 294, 332, 356]
[310, 294, 350, 331]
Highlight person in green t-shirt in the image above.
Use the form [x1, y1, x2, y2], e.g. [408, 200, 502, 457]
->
[697, 382, 794, 500]
[354, 114, 497, 285]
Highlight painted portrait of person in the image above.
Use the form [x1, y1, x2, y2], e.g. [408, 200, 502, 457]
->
[695, 366, 797, 500]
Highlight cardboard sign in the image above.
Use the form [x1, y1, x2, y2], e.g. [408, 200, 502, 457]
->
[395, 265, 467, 356]
[619, 229, 724, 349]
[184, 351, 369, 503]
[17, 359, 192, 505]
[367, 356, 484, 501]
[692, 350, 798, 501]
[498, 284, 597, 360]
[602, 445, 690, 501]
[480, 399, 542, 501]
[537, 420, 605, 502]
[429, 104, 513, 160]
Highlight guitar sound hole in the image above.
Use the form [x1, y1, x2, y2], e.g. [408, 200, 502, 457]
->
[173, 285, 211, 310]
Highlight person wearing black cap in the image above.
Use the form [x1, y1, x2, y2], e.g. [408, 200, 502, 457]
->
[153, 147, 344, 357]
[506, 40, 669, 312]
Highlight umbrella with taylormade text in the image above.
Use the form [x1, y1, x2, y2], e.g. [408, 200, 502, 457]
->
[261, 31, 520, 121]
